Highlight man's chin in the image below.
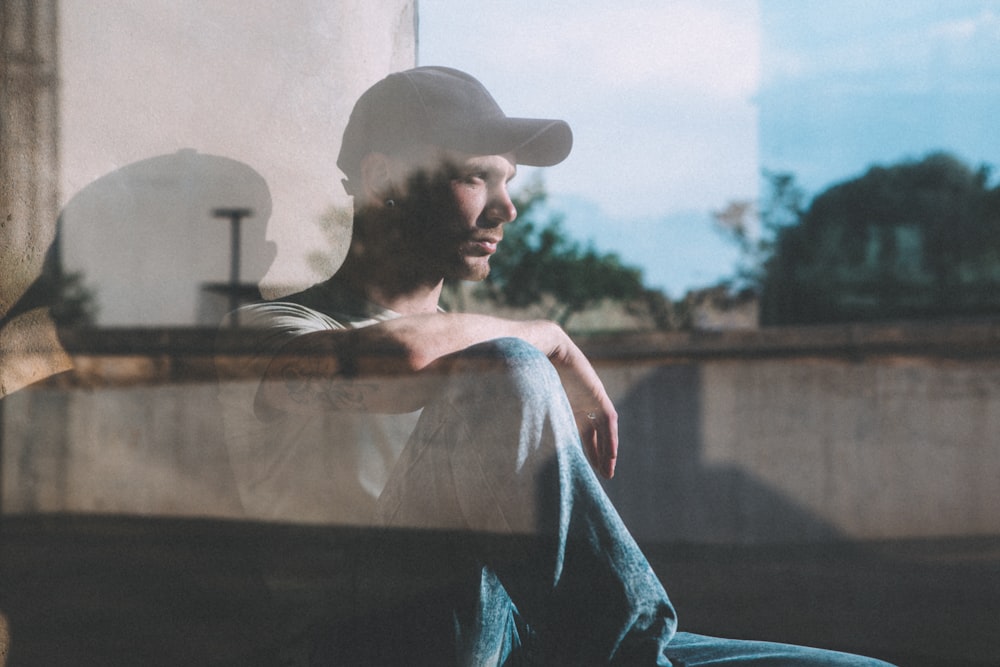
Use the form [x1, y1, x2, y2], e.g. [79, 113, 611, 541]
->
[448, 259, 491, 282]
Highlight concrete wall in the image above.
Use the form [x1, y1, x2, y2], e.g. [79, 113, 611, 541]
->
[3, 322, 998, 544]
[602, 355, 1000, 543]
[592, 322, 1000, 543]
[0, 0, 71, 396]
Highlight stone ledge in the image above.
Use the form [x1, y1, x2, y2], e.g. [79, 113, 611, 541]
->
[20, 318, 1000, 388]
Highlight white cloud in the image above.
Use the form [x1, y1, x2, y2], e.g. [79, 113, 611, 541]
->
[554, 3, 759, 99]
[454, 0, 760, 98]
[931, 8, 1000, 40]
[762, 3, 1000, 90]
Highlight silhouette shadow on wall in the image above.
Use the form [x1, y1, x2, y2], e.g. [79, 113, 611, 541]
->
[57, 148, 275, 328]
[608, 363, 841, 544]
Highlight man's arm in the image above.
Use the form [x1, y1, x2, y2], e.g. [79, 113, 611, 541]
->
[257, 313, 618, 478]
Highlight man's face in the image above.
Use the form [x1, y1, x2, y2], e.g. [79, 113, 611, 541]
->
[398, 150, 518, 282]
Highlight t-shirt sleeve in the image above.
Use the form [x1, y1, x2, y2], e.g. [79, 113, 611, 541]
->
[215, 301, 348, 421]
[232, 300, 347, 363]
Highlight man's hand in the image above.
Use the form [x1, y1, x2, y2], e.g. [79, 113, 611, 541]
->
[541, 325, 619, 479]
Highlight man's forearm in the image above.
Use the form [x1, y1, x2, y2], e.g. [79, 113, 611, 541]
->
[256, 313, 565, 417]
[256, 311, 618, 477]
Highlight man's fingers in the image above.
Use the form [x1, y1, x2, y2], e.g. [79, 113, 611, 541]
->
[575, 414, 602, 475]
[599, 415, 618, 479]
[572, 399, 618, 479]
[580, 412, 617, 480]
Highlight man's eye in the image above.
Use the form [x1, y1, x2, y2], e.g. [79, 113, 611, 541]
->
[464, 172, 487, 183]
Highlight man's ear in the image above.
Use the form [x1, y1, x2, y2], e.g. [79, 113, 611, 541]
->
[359, 153, 396, 207]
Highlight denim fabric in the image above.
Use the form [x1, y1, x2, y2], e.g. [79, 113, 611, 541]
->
[376, 338, 675, 665]
[663, 633, 896, 666]
[332, 338, 894, 666]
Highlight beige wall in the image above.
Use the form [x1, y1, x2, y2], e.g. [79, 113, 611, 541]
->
[57, 1, 416, 324]
[4, 323, 999, 544]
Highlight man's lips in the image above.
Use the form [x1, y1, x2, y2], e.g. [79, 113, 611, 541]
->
[468, 238, 500, 255]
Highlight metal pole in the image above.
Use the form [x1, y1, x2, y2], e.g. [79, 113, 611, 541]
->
[212, 208, 253, 327]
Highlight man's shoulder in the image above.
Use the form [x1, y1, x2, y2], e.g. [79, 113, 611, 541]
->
[238, 276, 398, 333]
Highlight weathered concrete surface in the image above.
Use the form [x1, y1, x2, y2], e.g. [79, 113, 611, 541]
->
[600, 355, 1000, 544]
[0, 0, 69, 399]
[3, 322, 1000, 546]
[2, 1, 419, 401]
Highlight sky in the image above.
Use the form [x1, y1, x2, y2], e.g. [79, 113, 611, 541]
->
[419, 0, 1000, 297]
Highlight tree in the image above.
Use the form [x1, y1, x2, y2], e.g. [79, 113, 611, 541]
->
[465, 176, 654, 327]
[712, 170, 806, 294]
[758, 152, 1000, 325]
[2, 243, 99, 329]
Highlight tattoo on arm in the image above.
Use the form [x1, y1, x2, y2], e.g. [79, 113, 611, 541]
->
[279, 363, 378, 411]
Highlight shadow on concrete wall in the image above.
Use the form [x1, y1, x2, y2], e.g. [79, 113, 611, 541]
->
[608, 363, 841, 544]
[1, 149, 274, 398]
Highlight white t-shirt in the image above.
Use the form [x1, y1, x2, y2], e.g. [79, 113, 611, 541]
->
[216, 278, 421, 525]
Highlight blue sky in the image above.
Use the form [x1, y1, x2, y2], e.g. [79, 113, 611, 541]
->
[419, 1, 1000, 297]
[760, 1, 1000, 193]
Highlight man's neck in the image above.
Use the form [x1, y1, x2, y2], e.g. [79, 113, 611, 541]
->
[334, 252, 442, 315]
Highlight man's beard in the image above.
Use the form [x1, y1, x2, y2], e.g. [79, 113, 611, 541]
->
[393, 168, 489, 282]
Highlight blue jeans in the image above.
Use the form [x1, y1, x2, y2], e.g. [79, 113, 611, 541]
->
[322, 338, 895, 666]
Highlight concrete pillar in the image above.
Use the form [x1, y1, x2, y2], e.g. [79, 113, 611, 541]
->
[0, 0, 71, 397]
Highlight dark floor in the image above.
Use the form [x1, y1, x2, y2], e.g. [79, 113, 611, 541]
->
[644, 539, 1000, 667]
[1, 514, 997, 666]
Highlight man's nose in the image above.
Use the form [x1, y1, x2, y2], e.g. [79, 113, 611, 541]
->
[485, 186, 517, 226]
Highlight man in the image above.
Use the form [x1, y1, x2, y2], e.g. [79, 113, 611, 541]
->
[221, 67, 893, 666]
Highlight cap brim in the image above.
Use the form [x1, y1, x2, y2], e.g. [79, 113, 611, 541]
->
[504, 118, 573, 167]
[453, 118, 573, 167]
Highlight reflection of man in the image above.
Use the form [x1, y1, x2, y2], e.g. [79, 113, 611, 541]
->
[221, 67, 893, 666]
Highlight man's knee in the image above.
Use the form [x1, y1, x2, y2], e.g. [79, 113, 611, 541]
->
[461, 337, 546, 363]
[452, 337, 548, 371]
[440, 337, 564, 411]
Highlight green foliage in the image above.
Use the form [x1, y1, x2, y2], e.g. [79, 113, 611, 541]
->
[8, 268, 98, 329]
[472, 176, 648, 326]
[713, 170, 805, 293]
[49, 271, 98, 327]
[759, 152, 1000, 325]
